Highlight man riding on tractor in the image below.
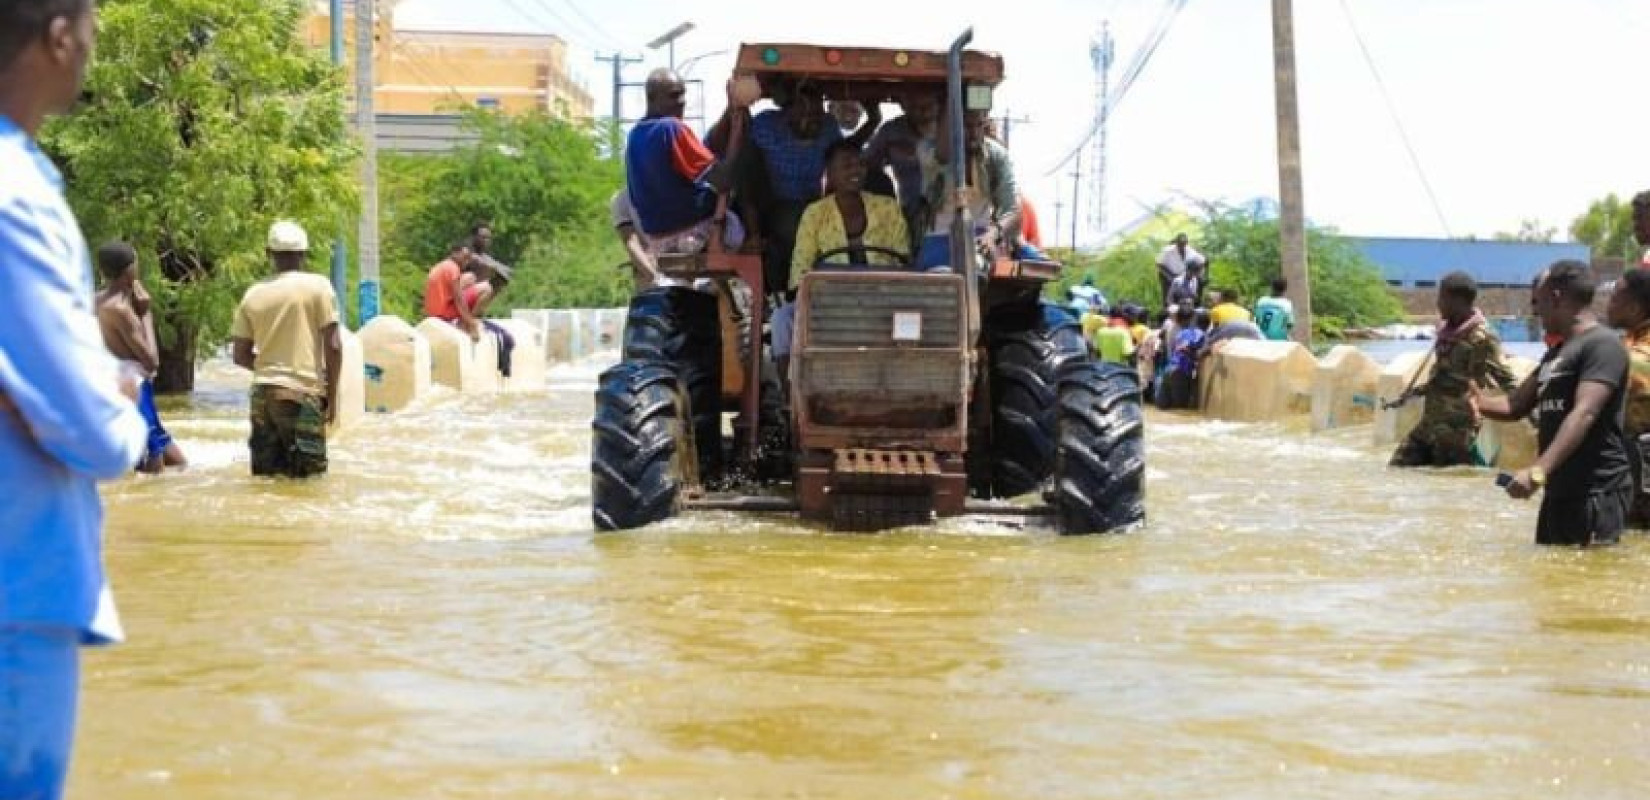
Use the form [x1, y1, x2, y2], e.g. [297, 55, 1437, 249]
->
[593, 31, 1146, 535]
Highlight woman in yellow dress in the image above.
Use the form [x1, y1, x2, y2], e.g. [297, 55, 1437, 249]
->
[789, 139, 911, 285]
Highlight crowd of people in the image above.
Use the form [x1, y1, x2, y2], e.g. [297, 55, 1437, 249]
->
[1067, 234, 1296, 411]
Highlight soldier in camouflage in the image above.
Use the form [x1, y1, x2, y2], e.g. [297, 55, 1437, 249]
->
[1390, 272, 1517, 467]
[1605, 268, 1650, 526]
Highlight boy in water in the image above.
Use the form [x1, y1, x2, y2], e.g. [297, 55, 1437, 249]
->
[94, 242, 186, 472]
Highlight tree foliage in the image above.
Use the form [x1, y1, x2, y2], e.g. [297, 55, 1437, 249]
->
[43, 0, 357, 392]
[1048, 202, 1404, 337]
[1493, 218, 1557, 243]
[373, 109, 629, 322]
[1569, 194, 1637, 259]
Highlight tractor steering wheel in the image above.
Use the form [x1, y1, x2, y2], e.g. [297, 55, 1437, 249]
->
[810, 245, 912, 271]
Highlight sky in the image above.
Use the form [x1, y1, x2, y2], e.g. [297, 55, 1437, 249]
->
[392, 0, 1647, 247]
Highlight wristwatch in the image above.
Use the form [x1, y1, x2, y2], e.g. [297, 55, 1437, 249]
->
[1529, 466, 1546, 487]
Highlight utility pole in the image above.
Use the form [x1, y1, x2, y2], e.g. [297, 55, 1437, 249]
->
[356, 0, 380, 323]
[1069, 151, 1083, 251]
[993, 110, 1031, 147]
[1053, 183, 1065, 249]
[1272, 0, 1312, 343]
[328, 0, 347, 322]
[595, 52, 643, 124]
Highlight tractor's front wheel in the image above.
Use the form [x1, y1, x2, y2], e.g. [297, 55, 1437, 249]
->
[1052, 361, 1147, 534]
[592, 362, 690, 531]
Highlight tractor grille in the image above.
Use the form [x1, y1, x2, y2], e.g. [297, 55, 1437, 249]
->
[804, 278, 963, 349]
[802, 352, 963, 398]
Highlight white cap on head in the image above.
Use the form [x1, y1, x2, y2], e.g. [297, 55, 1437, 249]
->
[267, 220, 309, 253]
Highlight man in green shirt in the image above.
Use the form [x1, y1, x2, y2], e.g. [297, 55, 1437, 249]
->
[1255, 278, 1295, 341]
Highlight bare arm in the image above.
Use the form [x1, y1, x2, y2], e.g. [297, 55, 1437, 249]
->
[617, 223, 660, 284]
[1475, 372, 1538, 421]
[451, 273, 478, 334]
[322, 322, 342, 425]
[231, 337, 256, 371]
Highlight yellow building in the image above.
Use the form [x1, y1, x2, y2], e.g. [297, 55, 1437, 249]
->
[305, 1, 595, 118]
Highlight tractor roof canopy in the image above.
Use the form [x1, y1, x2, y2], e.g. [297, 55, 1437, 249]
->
[734, 43, 1004, 104]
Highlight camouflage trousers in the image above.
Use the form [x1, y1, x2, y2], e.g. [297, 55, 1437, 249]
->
[1389, 418, 1477, 468]
[249, 385, 328, 478]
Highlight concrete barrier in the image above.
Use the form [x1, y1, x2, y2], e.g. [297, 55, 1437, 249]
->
[541, 310, 577, 363]
[592, 308, 626, 353]
[1476, 355, 1539, 470]
[417, 318, 499, 393]
[331, 329, 365, 433]
[1373, 350, 1429, 447]
[1198, 339, 1317, 422]
[359, 315, 431, 413]
[1310, 345, 1382, 432]
[493, 318, 547, 393]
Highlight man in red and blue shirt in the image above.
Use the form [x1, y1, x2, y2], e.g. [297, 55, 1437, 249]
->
[625, 70, 733, 242]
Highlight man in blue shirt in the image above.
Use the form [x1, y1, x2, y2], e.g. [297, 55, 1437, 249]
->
[735, 79, 878, 293]
[1, 2, 149, 797]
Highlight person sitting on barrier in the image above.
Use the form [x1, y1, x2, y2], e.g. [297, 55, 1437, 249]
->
[1255, 277, 1295, 341]
[425, 242, 479, 340]
[1157, 305, 1205, 410]
[1157, 233, 1205, 307]
[916, 109, 1027, 270]
[1388, 271, 1517, 468]
[456, 255, 516, 379]
[1604, 268, 1650, 527]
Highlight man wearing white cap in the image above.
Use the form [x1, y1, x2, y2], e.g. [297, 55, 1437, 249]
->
[229, 220, 342, 477]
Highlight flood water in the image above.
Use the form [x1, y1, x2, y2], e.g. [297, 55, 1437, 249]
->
[81, 356, 1650, 799]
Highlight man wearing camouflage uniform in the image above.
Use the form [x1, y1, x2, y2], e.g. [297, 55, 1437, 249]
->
[1390, 271, 1517, 467]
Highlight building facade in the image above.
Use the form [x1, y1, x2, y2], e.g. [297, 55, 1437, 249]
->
[304, 1, 594, 118]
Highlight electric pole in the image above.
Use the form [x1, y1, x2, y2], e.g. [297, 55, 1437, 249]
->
[328, 0, 347, 322]
[356, 0, 381, 322]
[595, 53, 643, 124]
[1069, 151, 1083, 251]
[1272, 0, 1312, 344]
[994, 110, 1031, 147]
[1053, 183, 1064, 249]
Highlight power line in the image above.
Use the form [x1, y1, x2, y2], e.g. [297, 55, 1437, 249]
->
[521, 0, 624, 51]
[1044, 0, 1189, 176]
[554, 0, 628, 52]
[1335, 0, 1453, 238]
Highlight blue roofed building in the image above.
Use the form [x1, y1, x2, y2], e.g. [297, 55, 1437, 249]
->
[1348, 237, 1591, 290]
[1346, 237, 1595, 340]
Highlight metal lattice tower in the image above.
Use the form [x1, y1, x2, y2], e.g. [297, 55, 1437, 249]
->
[1088, 23, 1115, 242]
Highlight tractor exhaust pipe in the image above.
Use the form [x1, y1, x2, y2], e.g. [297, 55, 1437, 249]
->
[946, 28, 974, 286]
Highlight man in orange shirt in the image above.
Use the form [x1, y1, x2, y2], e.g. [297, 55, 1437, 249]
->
[424, 242, 478, 339]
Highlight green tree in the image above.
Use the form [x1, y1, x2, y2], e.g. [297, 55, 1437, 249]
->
[375, 109, 629, 322]
[1569, 194, 1636, 259]
[43, 0, 357, 393]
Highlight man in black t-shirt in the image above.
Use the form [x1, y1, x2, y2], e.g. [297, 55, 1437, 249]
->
[1474, 261, 1631, 546]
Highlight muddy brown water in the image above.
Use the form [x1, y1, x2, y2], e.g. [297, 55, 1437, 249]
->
[80, 358, 1649, 799]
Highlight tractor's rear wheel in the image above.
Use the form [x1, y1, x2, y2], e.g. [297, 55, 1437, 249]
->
[1052, 361, 1147, 535]
[984, 303, 1089, 498]
[623, 287, 724, 483]
[592, 362, 690, 531]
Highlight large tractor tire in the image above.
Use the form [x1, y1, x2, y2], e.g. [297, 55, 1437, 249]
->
[1052, 361, 1147, 535]
[623, 287, 724, 483]
[984, 303, 1090, 498]
[592, 362, 690, 531]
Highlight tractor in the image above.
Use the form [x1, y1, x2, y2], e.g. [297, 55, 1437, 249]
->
[592, 30, 1145, 534]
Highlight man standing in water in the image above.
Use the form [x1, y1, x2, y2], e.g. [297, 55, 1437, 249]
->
[95, 241, 187, 472]
[1390, 272, 1516, 467]
[1, 1, 151, 796]
[230, 221, 343, 478]
[1476, 262, 1632, 546]
[1605, 268, 1650, 527]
